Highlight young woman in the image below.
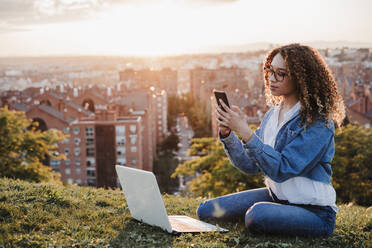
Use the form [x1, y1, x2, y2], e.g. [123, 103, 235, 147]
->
[196, 43, 345, 237]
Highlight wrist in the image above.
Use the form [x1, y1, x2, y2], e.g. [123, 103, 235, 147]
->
[220, 129, 231, 138]
[242, 128, 253, 143]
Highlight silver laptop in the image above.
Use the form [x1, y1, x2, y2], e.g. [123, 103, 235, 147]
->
[115, 165, 228, 234]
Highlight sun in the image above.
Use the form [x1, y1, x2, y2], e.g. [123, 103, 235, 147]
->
[82, 4, 200, 56]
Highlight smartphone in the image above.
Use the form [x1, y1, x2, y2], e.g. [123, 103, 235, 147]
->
[213, 90, 230, 112]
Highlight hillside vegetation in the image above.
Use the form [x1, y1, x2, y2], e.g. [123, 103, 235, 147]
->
[0, 178, 371, 248]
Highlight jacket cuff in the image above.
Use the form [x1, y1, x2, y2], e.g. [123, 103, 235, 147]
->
[244, 133, 264, 153]
[219, 131, 237, 146]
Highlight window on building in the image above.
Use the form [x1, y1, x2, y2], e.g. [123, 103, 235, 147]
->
[129, 135, 137, 144]
[130, 146, 137, 153]
[63, 127, 70, 134]
[65, 168, 71, 175]
[67, 178, 73, 184]
[64, 148, 70, 156]
[74, 138, 81, 146]
[76, 168, 81, 174]
[117, 147, 126, 156]
[74, 148, 80, 156]
[86, 148, 94, 156]
[87, 170, 95, 177]
[50, 159, 60, 168]
[61, 138, 70, 144]
[158, 120, 162, 124]
[76, 179, 82, 185]
[73, 127, 80, 135]
[75, 158, 81, 166]
[129, 125, 136, 133]
[87, 178, 96, 186]
[131, 158, 136, 164]
[65, 158, 70, 166]
[117, 158, 126, 165]
[116, 125, 125, 136]
[86, 138, 94, 146]
[86, 158, 95, 167]
[116, 137, 125, 146]
[85, 127, 94, 136]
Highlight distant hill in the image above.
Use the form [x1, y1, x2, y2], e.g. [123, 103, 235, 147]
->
[201, 41, 372, 54]
[305, 40, 372, 49]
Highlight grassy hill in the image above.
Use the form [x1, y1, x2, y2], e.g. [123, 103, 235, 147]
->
[0, 178, 370, 248]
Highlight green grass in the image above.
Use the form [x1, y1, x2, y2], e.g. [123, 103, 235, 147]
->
[0, 178, 371, 248]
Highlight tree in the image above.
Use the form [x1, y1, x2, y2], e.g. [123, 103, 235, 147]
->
[172, 136, 264, 197]
[166, 93, 212, 137]
[179, 93, 211, 138]
[332, 123, 372, 206]
[157, 132, 179, 155]
[153, 131, 180, 194]
[156, 93, 212, 193]
[173, 122, 372, 206]
[0, 106, 66, 184]
[153, 154, 179, 194]
[167, 95, 181, 131]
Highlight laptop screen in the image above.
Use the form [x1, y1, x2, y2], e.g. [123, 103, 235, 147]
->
[115, 165, 173, 233]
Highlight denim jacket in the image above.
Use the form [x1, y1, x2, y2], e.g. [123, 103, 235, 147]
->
[220, 107, 335, 184]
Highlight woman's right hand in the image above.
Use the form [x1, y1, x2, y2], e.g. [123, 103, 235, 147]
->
[216, 100, 253, 142]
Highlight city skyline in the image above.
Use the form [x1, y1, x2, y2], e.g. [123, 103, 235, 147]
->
[0, 0, 371, 57]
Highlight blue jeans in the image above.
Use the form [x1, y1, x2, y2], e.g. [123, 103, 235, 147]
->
[196, 188, 336, 237]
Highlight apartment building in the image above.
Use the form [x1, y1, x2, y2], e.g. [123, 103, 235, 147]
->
[119, 68, 178, 95]
[189, 67, 251, 104]
[3, 84, 167, 188]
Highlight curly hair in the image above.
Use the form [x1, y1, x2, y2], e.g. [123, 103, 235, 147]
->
[263, 43, 345, 127]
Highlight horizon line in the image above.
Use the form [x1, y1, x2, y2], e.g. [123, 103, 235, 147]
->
[1, 40, 372, 59]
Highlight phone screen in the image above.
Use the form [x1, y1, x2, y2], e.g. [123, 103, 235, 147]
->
[214, 90, 230, 112]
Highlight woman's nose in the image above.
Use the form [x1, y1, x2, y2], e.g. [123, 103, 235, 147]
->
[269, 73, 276, 83]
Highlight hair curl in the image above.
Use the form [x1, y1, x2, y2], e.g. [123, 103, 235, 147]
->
[263, 43, 345, 127]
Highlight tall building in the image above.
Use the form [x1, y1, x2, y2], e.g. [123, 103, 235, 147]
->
[190, 67, 250, 103]
[119, 68, 178, 95]
[151, 90, 168, 143]
[68, 111, 144, 188]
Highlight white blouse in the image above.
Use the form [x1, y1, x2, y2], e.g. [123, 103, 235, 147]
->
[263, 102, 338, 213]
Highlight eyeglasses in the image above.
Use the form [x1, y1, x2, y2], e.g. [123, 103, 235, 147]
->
[264, 65, 288, 82]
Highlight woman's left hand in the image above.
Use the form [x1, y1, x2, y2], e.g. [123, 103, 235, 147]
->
[216, 100, 254, 143]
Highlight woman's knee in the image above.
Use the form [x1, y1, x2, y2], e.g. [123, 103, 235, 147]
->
[245, 202, 269, 233]
[196, 200, 213, 220]
[197, 199, 227, 220]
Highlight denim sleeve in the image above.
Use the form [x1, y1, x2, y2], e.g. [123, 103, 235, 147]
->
[219, 131, 261, 174]
[243, 123, 334, 183]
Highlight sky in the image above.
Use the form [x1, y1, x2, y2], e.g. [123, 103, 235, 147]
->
[0, 0, 371, 57]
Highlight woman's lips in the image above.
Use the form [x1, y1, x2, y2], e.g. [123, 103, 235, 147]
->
[270, 86, 278, 91]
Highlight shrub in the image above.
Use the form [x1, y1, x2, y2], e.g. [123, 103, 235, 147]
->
[332, 123, 372, 206]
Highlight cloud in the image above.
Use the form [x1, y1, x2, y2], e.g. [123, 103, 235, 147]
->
[0, 0, 104, 26]
[0, 0, 239, 33]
